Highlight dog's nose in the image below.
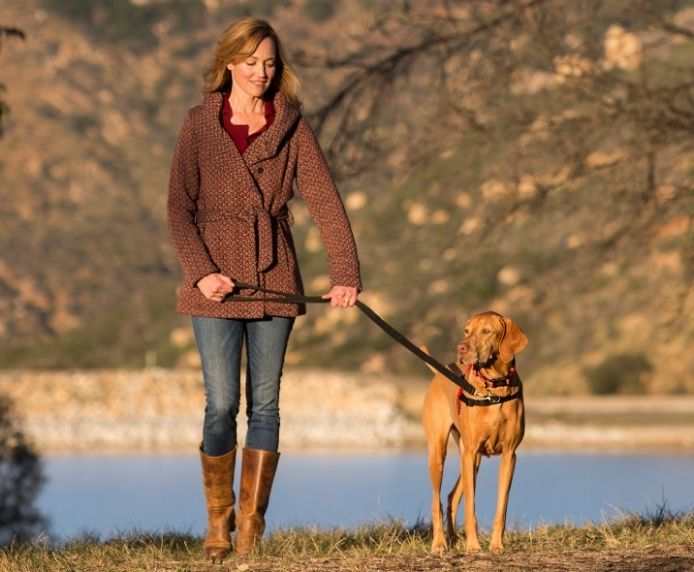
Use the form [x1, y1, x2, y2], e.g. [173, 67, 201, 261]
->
[458, 343, 468, 354]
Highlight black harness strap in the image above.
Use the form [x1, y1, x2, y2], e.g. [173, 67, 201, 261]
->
[227, 281, 521, 407]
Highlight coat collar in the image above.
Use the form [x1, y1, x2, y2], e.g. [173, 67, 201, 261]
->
[201, 90, 301, 166]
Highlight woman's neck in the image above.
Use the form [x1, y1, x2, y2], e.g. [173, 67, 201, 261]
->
[228, 88, 265, 115]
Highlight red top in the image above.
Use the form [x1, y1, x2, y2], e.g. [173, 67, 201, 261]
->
[221, 93, 276, 154]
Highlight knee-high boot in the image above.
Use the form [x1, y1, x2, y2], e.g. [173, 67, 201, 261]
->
[199, 444, 236, 562]
[235, 447, 280, 556]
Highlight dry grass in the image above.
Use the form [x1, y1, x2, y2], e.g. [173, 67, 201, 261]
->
[2, 508, 693, 571]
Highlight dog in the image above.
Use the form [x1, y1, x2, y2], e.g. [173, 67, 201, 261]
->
[421, 311, 528, 554]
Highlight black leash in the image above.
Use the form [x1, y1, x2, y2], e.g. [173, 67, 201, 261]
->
[227, 281, 520, 407]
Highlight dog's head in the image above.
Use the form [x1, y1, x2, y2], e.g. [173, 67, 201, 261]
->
[457, 311, 528, 367]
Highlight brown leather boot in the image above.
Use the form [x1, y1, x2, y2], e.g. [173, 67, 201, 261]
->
[235, 447, 280, 556]
[199, 444, 236, 563]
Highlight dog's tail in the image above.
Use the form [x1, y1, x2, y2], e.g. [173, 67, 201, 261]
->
[419, 345, 439, 374]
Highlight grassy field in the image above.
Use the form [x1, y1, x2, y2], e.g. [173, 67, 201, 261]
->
[4, 509, 693, 571]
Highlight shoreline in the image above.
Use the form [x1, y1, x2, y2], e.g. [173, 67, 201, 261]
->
[3, 368, 694, 454]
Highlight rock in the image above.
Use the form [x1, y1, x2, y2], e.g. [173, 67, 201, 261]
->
[346, 191, 367, 211]
[497, 266, 522, 286]
[518, 175, 538, 199]
[431, 209, 449, 224]
[603, 25, 642, 71]
[310, 274, 331, 291]
[585, 149, 627, 168]
[459, 217, 480, 235]
[428, 279, 449, 295]
[655, 215, 690, 239]
[305, 227, 322, 252]
[170, 327, 193, 348]
[455, 192, 472, 208]
[407, 202, 428, 225]
[481, 179, 511, 201]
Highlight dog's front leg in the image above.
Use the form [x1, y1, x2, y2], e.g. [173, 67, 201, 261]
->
[427, 440, 448, 554]
[447, 450, 479, 546]
[489, 450, 517, 553]
[462, 450, 481, 553]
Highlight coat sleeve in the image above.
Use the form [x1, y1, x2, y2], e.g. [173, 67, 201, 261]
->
[167, 109, 220, 288]
[295, 117, 363, 291]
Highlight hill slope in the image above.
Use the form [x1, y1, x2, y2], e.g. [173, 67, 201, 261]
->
[0, 0, 692, 393]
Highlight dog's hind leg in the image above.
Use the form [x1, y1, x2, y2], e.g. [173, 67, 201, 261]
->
[445, 428, 463, 546]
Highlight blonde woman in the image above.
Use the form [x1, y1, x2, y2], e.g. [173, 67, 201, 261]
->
[167, 18, 362, 562]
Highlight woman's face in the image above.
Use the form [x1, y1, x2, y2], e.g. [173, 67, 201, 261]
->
[227, 36, 277, 98]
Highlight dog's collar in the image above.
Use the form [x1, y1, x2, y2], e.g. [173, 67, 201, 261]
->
[449, 360, 523, 407]
[471, 359, 519, 389]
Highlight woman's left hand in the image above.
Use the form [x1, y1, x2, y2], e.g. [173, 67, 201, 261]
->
[322, 285, 358, 308]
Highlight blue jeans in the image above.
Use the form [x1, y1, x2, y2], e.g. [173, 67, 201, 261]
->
[191, 315, 295, 455]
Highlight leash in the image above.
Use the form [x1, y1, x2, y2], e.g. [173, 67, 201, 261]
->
[226, 281, 521, 407]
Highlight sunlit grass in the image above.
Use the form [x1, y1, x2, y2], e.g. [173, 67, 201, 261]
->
[0, 506, 691, 571]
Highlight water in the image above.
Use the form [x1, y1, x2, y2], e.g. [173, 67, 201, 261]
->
[37, 451, 694, 541]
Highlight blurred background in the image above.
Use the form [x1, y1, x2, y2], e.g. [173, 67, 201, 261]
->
[0, 0, 692, 544]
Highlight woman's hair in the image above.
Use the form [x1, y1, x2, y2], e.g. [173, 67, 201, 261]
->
[204, 17, 301, 108]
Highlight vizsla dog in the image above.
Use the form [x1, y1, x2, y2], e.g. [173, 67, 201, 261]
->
[421, 311, 528, 554]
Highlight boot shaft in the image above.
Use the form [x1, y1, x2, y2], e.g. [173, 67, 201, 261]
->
[236, 447, 280, 556]
[200, 445, 237, 507]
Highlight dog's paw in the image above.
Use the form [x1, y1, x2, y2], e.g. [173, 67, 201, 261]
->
[489, 541, 504, 554]
[465, 540, 482, 554]
[430, 537, 448, 555]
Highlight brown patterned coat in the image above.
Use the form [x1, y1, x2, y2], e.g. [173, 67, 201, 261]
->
[167, 90, 362, 319]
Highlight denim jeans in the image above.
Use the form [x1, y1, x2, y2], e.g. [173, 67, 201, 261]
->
[191, 315, 295, 455]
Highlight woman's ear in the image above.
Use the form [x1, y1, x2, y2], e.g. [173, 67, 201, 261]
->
[499, 317, 528, 363]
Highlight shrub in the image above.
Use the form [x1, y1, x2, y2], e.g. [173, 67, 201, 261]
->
[584, 352, 652, 395]
[0, 394, 47, 544]
[39, 0, 205, 52]
[303, 0, 337, 22]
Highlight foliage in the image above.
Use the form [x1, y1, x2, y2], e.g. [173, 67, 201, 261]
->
[0, 395, 47, 545]
[39, 0, 205, 52]
[0, 26, 25, 136]
[303, 0, 338, 22]
[584, 352, 653, 395]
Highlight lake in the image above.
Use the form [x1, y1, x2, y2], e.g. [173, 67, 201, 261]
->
[36, 450, 694, 541]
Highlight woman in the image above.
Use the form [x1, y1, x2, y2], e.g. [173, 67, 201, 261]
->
[167, 18, 362, 562]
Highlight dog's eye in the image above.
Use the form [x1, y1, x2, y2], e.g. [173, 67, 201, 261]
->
[482, 328, 490, 334]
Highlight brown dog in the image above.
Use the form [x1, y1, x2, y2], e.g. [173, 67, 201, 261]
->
[421, 311, 528, 554]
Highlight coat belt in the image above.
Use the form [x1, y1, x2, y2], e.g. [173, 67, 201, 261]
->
[195, 207, 290, 272]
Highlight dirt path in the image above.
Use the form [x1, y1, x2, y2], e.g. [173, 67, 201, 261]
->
[233, 548, 694, 571]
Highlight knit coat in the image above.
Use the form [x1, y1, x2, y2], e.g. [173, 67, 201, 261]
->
[167, 90, 362, 319]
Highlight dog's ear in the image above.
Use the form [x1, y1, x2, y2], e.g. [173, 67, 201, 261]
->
[499, 318, 528, 362]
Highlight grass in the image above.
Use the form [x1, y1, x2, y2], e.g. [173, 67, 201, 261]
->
[2, 509, 692, 571]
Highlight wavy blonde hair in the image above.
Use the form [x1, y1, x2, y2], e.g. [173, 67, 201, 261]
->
[204, 18, 301, 109]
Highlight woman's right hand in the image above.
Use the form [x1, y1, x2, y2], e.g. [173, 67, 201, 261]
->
[196, 273, 235, 302]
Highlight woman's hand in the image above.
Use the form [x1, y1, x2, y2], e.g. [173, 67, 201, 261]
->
[196, 273, 235, 302]
[322, 285, 358, 308]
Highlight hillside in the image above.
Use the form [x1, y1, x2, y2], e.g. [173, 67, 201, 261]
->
[0, 0, 692, 393]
